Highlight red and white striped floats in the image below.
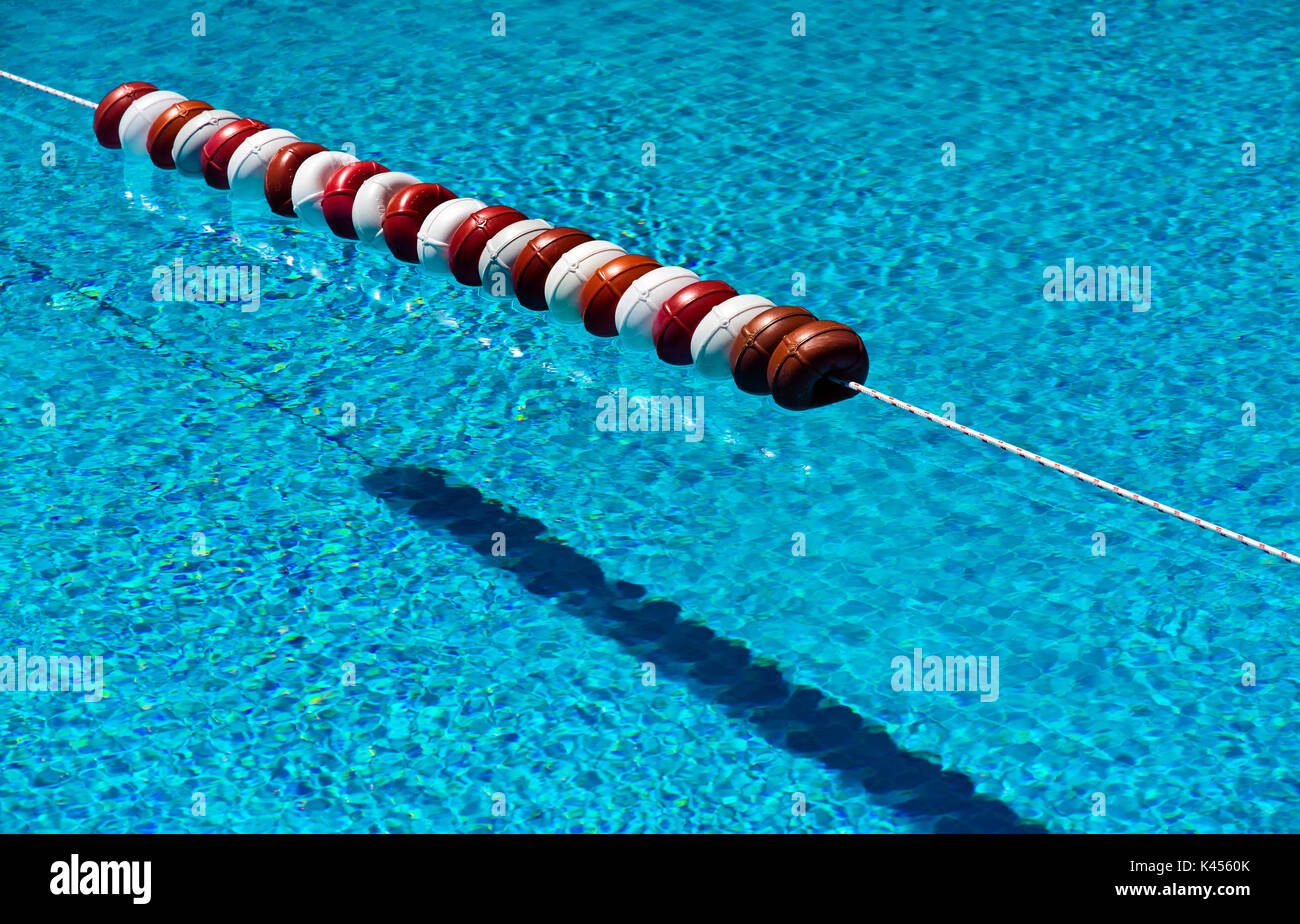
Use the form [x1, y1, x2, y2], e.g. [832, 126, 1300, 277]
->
[92, 81, 868, 412]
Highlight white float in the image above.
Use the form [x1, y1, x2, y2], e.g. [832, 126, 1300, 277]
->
[477, 219, 553, 297]
[614, 266, 700, 350]
[226, 128, 300, 200]
[350, 172, 419, 251]
[171, 109, 240, 178]
[544, 240, 626, 323]
[690, 294, 778, 379]
[416, 198, 486, 274]
[290, 150, 358, 228]
[117, 90, 185, 158]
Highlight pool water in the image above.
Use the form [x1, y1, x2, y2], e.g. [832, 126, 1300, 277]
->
[1, 0, 1296, 833]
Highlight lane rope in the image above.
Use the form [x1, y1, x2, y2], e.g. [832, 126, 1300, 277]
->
[0, 70, 95, 108]
[5, 69, 1295, 566]
[839, 379, 1299, 565]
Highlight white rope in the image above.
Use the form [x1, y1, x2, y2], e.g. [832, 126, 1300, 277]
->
[841, 380, 1299, 564]
[0, 70, 96, 108]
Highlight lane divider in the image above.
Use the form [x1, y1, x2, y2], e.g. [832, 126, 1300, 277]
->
[90, 80, 870, 411]
[2, 71, 1293, 565]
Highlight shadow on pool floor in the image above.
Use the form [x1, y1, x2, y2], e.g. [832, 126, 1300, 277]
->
[361, 464, 1047, 834]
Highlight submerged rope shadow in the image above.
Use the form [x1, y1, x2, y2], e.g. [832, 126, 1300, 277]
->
[362, 465, 1047, 833]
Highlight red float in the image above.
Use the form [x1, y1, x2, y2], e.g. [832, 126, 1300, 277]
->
[321, 161, 390, 239]
[145, 100, 213, 169]
[382, 183, 457, 263]
[92, 81, 157, 148]
[263, 142, 328, 217]
[766, 321, 869, 410]
[200, 117, 268, 189]
[579, 255, 661, 337]
[652, 280, 738, 365]
[446, 206, 529, 286]
[728, 306, 816, 394]
[511, 228, 594, 311]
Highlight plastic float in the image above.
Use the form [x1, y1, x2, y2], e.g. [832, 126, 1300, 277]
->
[729, 306, 817, 394]
[262, 142, 327, 216]
[397, 186, 462, 264]
[351, 171, 420, 251]
[475, 218, 553, 298]
[446, 205, 530, 286]
[690, 294, 776, 380]
[321, 161, 390, 238]
[144, 99, 211, 168]
[0, 69, 1292, 564]
[116, 88, 184, 158]
[512, 228, 593, 310]
[226, 128, 301, 200]
[614, 266, 700, 353]
[545, 240, 627, 324]
[290, 149, 358, 227]
[653, 280, 739, 366]
[169, 108, 240, 177]
[579, 254, 661, 337]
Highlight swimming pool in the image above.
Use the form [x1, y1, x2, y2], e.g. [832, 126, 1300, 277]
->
[1, 0, 1296, 834]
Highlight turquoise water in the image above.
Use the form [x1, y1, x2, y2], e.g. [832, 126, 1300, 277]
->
[1, 0, 1297, 833]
